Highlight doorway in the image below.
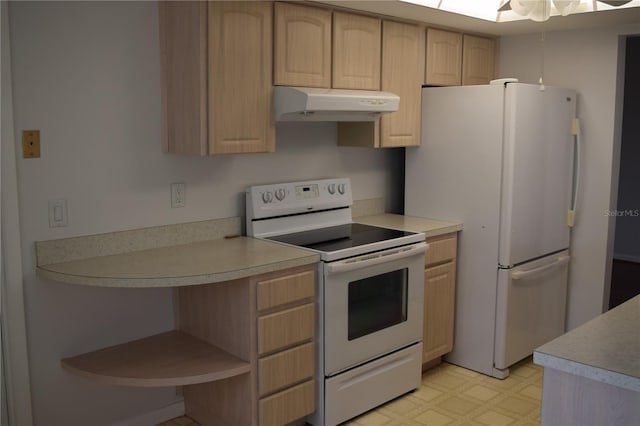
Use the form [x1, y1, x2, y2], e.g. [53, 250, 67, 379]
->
[610, 36, 640, 309]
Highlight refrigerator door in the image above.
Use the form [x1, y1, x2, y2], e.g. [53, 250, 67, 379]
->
[494, 250, 570, 371]
[499, 84, 576, 266]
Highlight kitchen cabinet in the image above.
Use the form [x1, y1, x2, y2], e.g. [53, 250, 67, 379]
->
[274, 2, 331, 88]
[423, 233, 457, 365]
[256, 270, 316, 426]
[59, 265, 317, 426]
[332, 11, 381, 90]
[380, 20, 425, 147]
[338, 19, 424, 148]
[425, 28, 463, 86]
[425, 29, 495, 86]
[159, 1, 274, 155]
[37, 229, 319, 426]
[462, 34, 496, 85]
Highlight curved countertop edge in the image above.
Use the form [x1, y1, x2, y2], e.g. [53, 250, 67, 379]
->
[533, 351, 640, 393]
[36, 254, 319, 288]
[354, 213, 463, 238]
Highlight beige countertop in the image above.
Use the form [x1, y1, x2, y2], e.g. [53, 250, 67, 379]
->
[37, 237, 318, 288]
[534, 295, 640, 392]
[37, 212, 460, 288]
[355, 213, 463, 238]
[36, 217, 319, 288]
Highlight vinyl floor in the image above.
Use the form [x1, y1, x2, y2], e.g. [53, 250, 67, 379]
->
[159, 358, 542, 426]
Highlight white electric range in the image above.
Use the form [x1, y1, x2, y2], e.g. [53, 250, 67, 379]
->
[246, 178, 427, 426]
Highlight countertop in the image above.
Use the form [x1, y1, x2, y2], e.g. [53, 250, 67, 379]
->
[36, 217, 319, 288]
[355, 213, 463, 238]
[37, 212, 460, 288]
[37, 237, 319, 288]
[534, 295, 640, 392]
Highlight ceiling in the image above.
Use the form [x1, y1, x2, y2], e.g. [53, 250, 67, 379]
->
[311, 0, 640, 36]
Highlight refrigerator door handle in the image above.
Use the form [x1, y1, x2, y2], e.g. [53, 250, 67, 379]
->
[511, 255, 570, 281]
[567, 117, 581, 227]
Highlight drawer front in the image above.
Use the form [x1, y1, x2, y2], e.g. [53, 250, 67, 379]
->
[259, 379, 315, 426]
[257, 270, 315, 311]
[259, 342, 314, 396]
[258, 303, 314, 355]
[425, 234, 457, 266]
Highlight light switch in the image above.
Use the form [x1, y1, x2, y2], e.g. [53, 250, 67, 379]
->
[48, 199, 68, 228]
[171, 183, 186, 208]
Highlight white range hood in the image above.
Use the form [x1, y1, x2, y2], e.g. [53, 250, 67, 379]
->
[274, 86, 400, 122]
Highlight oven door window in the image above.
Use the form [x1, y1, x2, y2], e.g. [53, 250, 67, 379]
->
[348, 268, 408, 341]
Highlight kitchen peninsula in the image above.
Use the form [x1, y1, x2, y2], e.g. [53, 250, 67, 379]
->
[534, 294, 640, 426]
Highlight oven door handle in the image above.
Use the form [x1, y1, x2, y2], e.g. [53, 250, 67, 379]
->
[325, 242, 428, 275]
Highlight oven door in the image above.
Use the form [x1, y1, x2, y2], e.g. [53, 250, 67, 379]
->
[323, 242, 427, 376]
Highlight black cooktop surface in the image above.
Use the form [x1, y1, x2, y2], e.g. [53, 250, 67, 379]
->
[266, 223, 416, 253]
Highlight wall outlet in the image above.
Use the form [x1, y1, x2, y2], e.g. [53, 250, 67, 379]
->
[22, 130, 41, 158]
[171, 183, 186, 208]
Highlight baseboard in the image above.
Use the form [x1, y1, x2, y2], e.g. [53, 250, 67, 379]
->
[612, 254, 640, 263]
[110, 400, 185, 426]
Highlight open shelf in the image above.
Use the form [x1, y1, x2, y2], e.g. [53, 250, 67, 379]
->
[61, 330, 251, 387]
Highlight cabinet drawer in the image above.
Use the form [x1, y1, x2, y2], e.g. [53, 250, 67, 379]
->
[257, 270, 315, 311]
[425, 235, 457, 266]
[258, 303, 314, 355]
[259, 379, 315, 426]
[259, 342, 314, 396]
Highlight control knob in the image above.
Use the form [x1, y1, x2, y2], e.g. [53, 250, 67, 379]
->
[261, 191, 273, 203]
[327, 183, 336, 195]
[337, 183, 346, 195]
[275, 188, 286, 201]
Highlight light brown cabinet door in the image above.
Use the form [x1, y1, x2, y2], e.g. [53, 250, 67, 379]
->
[209, 2, 274, 154]
[160, 1, 274, 155]
[380, 20, 425, 147]
[159, 1, 208, 155]
[332, 12, 381, 90]
[274, 2, 331, 88]
[425, 28, 462, 86]
[423, 261, 456, 363]
[462, 34, 496, 85]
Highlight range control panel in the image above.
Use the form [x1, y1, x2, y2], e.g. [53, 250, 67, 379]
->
[246, 178, 352, 220]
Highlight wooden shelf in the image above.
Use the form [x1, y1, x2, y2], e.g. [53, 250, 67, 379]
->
[61, 330, 250, 387]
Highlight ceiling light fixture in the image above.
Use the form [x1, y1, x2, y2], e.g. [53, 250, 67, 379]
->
[500, 0, 634, 22]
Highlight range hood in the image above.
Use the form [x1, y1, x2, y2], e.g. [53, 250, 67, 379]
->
[274, 86, 400, 122]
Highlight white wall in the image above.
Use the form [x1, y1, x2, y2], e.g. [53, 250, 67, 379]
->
[8, 2, 404, 425]
[499, 22, 640, 330]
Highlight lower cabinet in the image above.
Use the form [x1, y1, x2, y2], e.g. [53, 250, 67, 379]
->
[60, 264, 317, 426]
[422, 233, 457, 365]
[255, 268, 317, 426]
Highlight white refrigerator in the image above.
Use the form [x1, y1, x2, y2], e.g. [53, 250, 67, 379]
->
[405, 82, 577, 378]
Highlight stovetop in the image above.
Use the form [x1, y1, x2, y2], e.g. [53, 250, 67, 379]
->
[266, 223, 423, 262]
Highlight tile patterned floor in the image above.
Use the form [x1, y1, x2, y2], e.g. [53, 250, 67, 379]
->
[345, 358, 542, 426]
[159, 358, 542, 426]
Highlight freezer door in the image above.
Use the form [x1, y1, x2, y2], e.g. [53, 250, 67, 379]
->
[499, 84, 576, 266]
[494, 251, 569, 370]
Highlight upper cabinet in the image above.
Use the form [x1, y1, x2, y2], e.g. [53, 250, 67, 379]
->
[380, 20, 425, 147]
[462, 34, 496, 85]
[332, 12, 381, 90]
[274, 2, 332, 88]
[425, 29, 496, 87]
[160, 1, 274, 155]
[425, 28, 462, 86]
